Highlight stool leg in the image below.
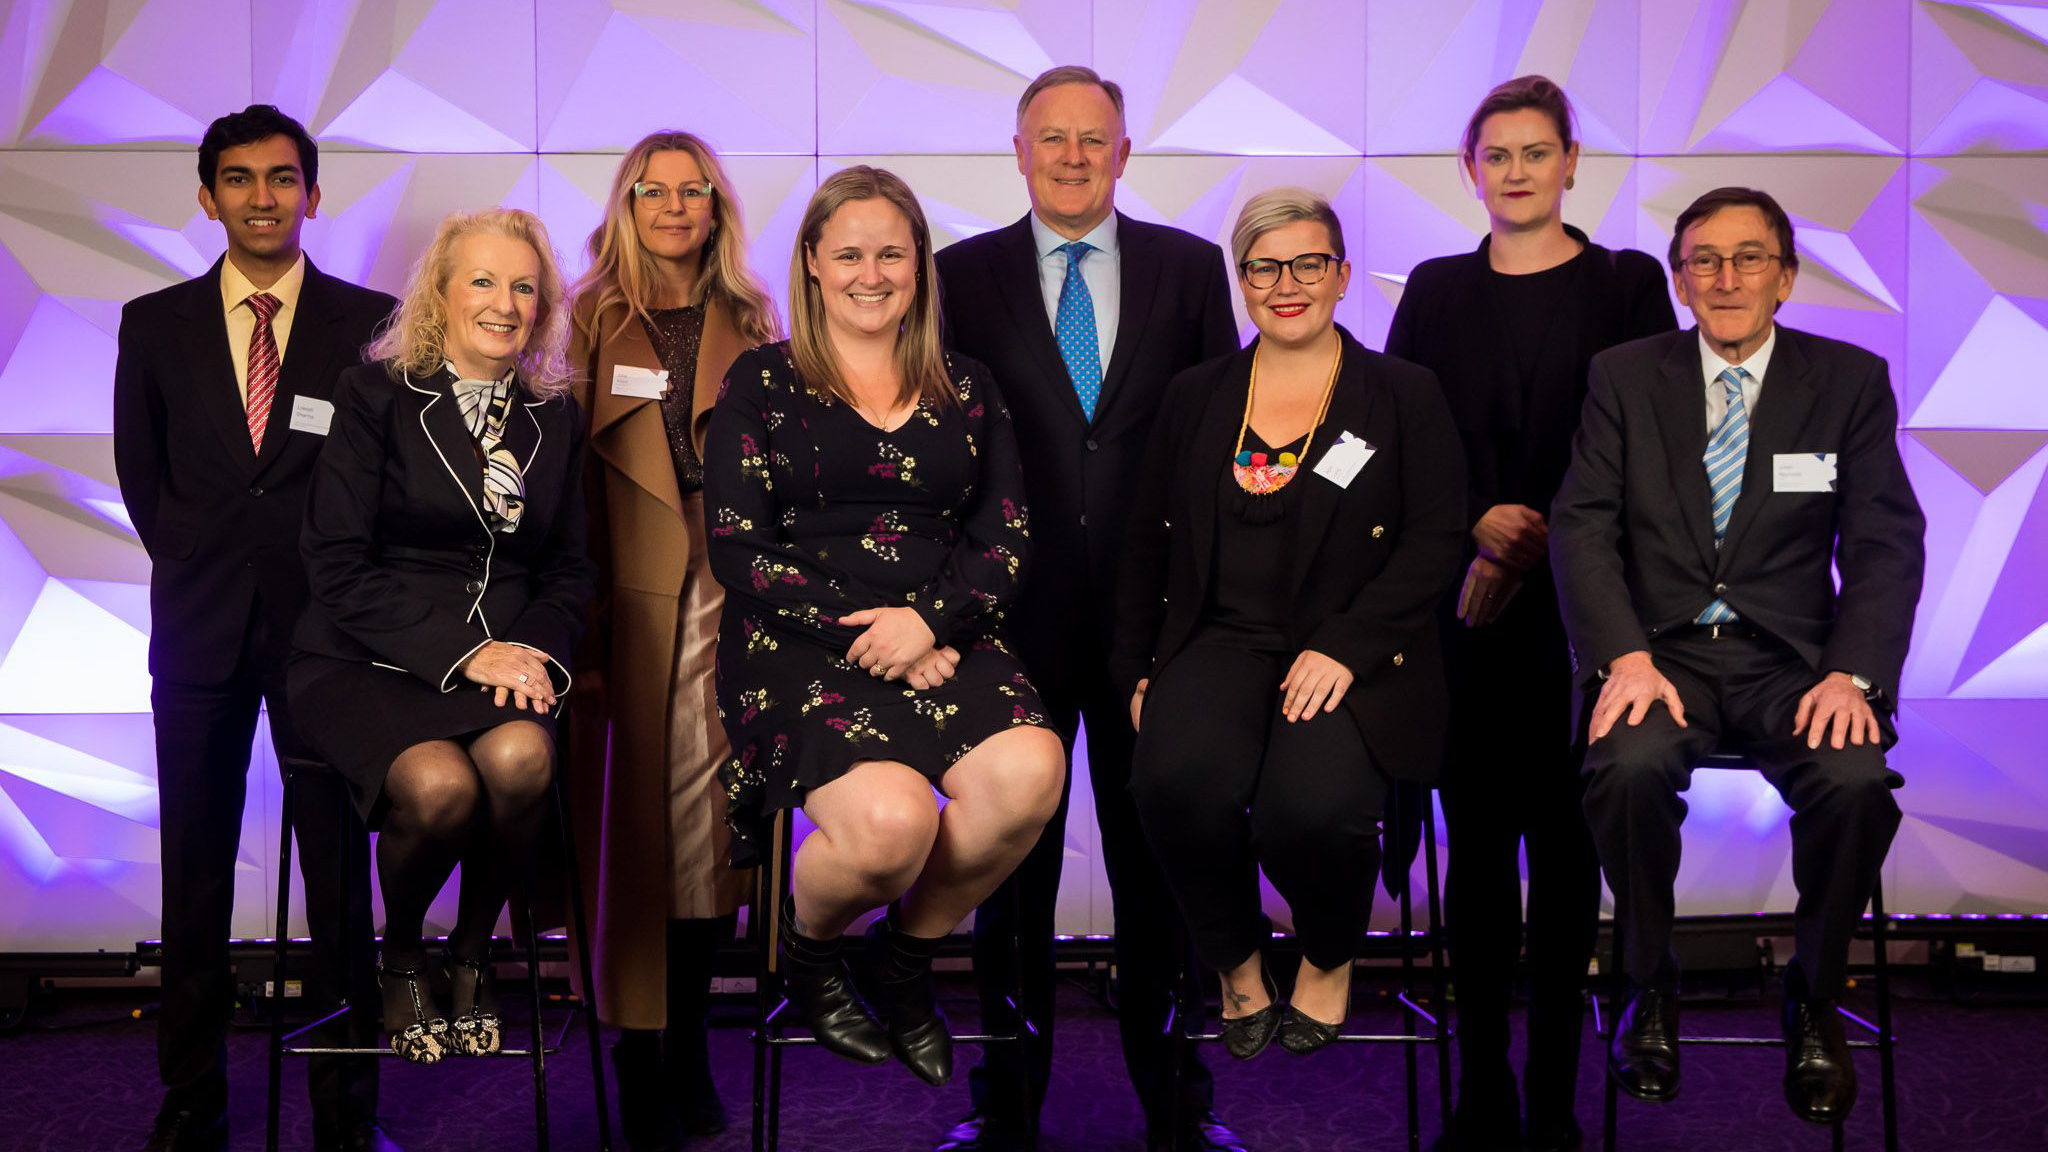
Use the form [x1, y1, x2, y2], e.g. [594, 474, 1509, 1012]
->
[553, 773, 613, 1151]
[1423, 791, 1453, 1131]
[751, 849, 772, 1152]
[1166, 953, 1188, 1152]
[266, 767, 296, 1152]
[1871, 881, 1898, 1152]
[1604, 898, 1623, 1152]
[1400, 830, 1420, 1152]
[517, 887, 550, 1152]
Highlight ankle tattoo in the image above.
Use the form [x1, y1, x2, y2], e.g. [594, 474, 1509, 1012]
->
[1226, 990, 1252, 1010]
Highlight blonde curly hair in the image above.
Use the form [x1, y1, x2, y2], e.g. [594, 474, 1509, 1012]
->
[368, 207, 574, 398]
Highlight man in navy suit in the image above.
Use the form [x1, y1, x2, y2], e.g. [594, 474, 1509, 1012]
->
[934, 66, 1241, 1152]
[1550, 186, 1924, 1127]
[113, 106, 400, 1152]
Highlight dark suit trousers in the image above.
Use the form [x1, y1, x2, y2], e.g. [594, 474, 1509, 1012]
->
[152, 598, 377, 1127]
[1439, 594, 1603, 1122]
[969, 641, 1212, 1135]
[1581, 629, 1902, 998]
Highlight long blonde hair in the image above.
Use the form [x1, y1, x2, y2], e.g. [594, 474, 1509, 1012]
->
[787, 165, 951, 408]
[368, 207, 574, 398]
[571, 131, 781, 348]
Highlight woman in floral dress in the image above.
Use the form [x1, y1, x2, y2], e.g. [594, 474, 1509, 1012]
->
[702, 165, 1065, 1089]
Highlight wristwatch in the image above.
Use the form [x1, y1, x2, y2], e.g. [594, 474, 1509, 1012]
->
[1842, 671, 1873, 694]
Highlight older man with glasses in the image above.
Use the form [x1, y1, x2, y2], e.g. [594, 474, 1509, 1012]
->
[1550, 186, 1924, 1127]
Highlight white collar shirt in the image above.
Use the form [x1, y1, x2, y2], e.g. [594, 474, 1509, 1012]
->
[1699, 324, 1774, 432]
[1030, 210, 1120, 372]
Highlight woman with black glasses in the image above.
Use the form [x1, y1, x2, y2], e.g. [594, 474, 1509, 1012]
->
[1114, 188, 1465, 1065]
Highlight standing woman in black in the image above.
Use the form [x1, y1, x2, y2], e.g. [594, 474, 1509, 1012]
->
[1385, 76, 1677, 1152]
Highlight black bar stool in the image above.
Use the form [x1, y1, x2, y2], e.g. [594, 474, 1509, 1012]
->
[1164, 783, 1454, 1152]
[264, 756, 613, 1152]
[748, 808, 1035, 1152]
[1596, 751, 1900, 1151]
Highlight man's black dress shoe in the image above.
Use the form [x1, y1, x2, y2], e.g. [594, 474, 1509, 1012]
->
[867, 914, 952, 1086]
[139, 1105, 226, 1152]
[1149, 1111, 1249, 1152]
[1218, 968, 1281, 1060]
[318, 1119, 403, 1152]
[935, 1111, 1033, 1151]
[1608, 987, 1681, 1102]
[1782, 995, 1856, 1124]
[777, 899, 890, 1064]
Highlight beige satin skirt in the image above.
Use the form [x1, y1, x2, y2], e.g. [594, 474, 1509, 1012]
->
[667, 492, 749, 918]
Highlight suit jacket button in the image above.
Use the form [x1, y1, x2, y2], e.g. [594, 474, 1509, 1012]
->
[1079, 515, 1088, 527]
[248, 485, 264, 497]
[1714, 582, 1728, 594]
[1086, 439, 1099, 451]
[1371, 525, 1384, 538]
[464, 579, 483, 594]
[1392, 652, 1404, 666]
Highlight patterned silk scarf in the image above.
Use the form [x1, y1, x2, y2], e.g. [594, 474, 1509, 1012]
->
[448, 366, 526, 533]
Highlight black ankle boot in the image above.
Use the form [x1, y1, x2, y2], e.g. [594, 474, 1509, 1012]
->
[612, 1033, 682, 1152]
[865, 911, 952, 1086]
[777, 898, 890, 1064]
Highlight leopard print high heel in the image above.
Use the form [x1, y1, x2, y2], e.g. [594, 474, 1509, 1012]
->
[446, 954, 503, 1057]
[377, 957, 449, 1064]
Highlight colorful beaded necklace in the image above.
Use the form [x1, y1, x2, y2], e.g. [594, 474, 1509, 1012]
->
[1232, 341, 1342, 499]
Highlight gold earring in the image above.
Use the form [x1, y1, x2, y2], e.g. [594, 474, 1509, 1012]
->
[1565, 176, 1576, 190]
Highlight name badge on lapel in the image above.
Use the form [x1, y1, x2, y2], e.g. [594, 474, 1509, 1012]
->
[1313, 431, 1376, 489]
[1773, 453, 1837, 493]
[287, 395, 334, 436]
[611, 364, 668, 399]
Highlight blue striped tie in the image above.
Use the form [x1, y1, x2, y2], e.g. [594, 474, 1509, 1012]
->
[1053, 241, 1102, 420]
[1696, 367, 1750, 624]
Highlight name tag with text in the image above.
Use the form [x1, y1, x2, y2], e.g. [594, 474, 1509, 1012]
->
[611, 364, 669, 399]
[287, 395, 334, 436]
[1313, 431, 1376, 489]
[1773, 452, 1838, 493]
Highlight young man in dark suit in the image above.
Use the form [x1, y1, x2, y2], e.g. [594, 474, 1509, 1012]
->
[1550, 187, 1925, 1127]
[112, 105, 401, 1152]
[933, 65, 1241, 1152]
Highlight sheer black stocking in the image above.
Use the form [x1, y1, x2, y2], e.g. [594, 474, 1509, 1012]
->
[446, 720, 555, 960]
[376, 740, 481, 967]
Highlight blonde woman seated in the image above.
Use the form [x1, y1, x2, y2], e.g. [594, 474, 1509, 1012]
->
[1113, 189, 1465, 1059]
[702, 166, 1065, 1087]
[288, 208, 594, 1064]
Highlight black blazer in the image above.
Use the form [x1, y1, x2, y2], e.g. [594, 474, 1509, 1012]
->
[1110, 329, 1469, 782]
[1386, 227, 1676, 523]
[112, 258, 395, 683]
[293, 363, 595, 693]
[936, 211, 1238, 674]
[1550, 325, 1925, 704]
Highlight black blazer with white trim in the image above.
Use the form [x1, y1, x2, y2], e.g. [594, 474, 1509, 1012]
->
[1110, 328, 1468, 782]
[293, 361, 595, 692]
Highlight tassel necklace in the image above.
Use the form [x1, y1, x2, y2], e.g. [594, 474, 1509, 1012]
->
[1229, 341, 1342, 522]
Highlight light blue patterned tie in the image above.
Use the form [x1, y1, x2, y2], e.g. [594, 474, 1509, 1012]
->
[1053, 240, 1102, 421]
[1696, 366, 1750, 624]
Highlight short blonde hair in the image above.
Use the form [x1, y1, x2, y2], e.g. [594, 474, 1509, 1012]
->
[787, 166, 951, 410]
[571, 130, 782, 348]
[368, 207, 574, 399]
[1230, 187, 1346, 269]
[1015, 65, 1126, 133]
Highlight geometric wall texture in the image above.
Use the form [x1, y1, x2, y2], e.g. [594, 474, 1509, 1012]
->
[1, 0, 2045, 950]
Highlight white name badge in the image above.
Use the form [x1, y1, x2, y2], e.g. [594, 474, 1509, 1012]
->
[287, 395, 334, 436]
[1773, 452, 1838, 493]
[610, 364, 669, 399]
[1313, 431, 1376, 489]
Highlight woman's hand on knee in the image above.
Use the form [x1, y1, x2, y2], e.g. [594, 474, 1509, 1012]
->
[902, 645, 960, 690]
[1279, 650, 1353, 723]
[1129, 679, 1148, 732]
[460, 642, 557, 711]
[839, 607, 936, 679]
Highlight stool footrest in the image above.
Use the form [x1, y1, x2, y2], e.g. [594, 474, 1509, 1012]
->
[282, 1045, 562, 1057]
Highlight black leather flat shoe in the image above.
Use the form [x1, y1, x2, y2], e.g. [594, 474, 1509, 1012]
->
[1783, 995, 1856, 1124]
[867, 913, 953, 1086]
[1608, 987, 1680, 1102]
[1277, 1002, 1345, 1055]
[777, 898, 890, 1064]
[1217, 966, 1280, 1060]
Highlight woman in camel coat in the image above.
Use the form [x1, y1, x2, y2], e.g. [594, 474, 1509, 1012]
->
[566, 130, 782, 1149]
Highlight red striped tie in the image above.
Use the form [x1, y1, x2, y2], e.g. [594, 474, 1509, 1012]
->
[245, 292, 281, 451]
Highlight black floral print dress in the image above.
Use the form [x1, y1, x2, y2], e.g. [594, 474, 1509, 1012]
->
[703, 343, 1052, 867]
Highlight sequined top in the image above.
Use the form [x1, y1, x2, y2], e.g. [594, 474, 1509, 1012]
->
[643, 304, 707, 494]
